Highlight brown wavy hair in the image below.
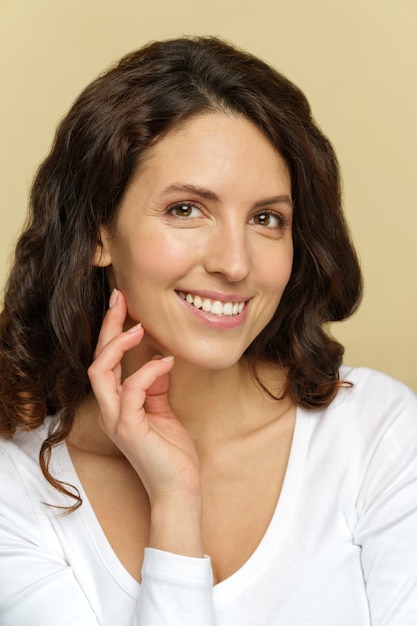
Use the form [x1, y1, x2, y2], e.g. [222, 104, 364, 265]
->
[0, 36, 362, 504]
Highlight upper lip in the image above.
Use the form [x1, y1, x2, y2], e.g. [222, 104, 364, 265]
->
[176, 289, 251, 303]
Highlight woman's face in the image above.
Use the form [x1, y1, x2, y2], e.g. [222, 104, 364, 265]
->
[97, 112, 293, 369]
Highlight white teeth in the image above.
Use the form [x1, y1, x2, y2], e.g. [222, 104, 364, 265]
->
[210, 300, 223, 315]
[178, 292, 246, 317]
[202, 298, 212, 312]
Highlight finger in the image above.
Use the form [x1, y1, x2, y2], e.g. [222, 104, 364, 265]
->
[94, 288, 128, 358]
[88, 323, 144, 420]
[144, 357, 174, 415]
[117, 357, 175, 436]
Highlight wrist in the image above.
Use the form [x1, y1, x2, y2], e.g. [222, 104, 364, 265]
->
[149, 496, 204, 558]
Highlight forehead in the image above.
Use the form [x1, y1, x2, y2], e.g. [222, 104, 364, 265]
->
[134, 112, 290, 190]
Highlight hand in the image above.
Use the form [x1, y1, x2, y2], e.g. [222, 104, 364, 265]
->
[87, 289, 201, 508]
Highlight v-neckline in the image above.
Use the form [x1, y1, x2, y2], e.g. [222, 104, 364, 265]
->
[60, 405, 311, 597]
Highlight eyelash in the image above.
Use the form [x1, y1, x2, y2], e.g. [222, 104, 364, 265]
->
[166, 202, 287, 229]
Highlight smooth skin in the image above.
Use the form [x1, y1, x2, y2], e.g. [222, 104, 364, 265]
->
[68, 112, 296, 584]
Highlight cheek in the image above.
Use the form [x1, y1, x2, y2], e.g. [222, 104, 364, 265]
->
[260, 255, 293, 327]
[110, 232, 192, 299]
[260, 246, 294, 295]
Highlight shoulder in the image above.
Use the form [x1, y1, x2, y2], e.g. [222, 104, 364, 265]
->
[337, 365, 417, 422]
[0, 422, 47, 479]
[301, 368, 417, 516]
[0, 423, 77, 602]
[303, 367, 417, 468]
[340, 364, 415, 398]
[0, 423, 47, 514]
[330, 366, 417, 465]
[0, 418, 72, 512]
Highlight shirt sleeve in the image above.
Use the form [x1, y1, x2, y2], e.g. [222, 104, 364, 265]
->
[0, 442, 216, 626]
[353, 379, 417, 625]
[136, 549, 216, 625]
[0, 509, 216, 626]
[0, 468, 100, 625]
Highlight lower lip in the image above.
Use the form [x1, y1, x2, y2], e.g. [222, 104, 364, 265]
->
[176, 293, 249, 330]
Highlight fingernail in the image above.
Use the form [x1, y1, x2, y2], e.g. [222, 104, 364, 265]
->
[151, 354, 174, 362]
[127, 322, 142, 334]
[109, 288, 119, 308]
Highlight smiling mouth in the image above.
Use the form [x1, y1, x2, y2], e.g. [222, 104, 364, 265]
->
[177, 291, 246, 317]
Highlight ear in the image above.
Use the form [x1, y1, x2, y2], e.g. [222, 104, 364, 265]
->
[92, 226, 113, 267]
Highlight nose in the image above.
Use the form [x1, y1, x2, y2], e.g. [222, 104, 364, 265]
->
[203, 220, 251, 282]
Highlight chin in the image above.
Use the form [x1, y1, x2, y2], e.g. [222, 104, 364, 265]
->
[176, 348, 246, 371]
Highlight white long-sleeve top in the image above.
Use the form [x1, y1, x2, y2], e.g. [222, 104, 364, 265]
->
[1, 366, 417, 625]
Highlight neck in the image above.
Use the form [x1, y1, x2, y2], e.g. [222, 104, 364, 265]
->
[165, 356, 289, 444]
[71, 355, 290, 457]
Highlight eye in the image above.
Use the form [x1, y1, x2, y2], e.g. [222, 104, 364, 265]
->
[249, 211, 285, 228]
[167, 202, 204, 218]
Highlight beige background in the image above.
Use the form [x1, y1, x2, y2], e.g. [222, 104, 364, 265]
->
[1, 0, 416, 391]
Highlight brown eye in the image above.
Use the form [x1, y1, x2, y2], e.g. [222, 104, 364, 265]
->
[249, 212, 284, 228]
[168, 203, 203, 218]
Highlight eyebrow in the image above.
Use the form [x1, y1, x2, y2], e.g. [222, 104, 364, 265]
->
[162, 183, 293, 209]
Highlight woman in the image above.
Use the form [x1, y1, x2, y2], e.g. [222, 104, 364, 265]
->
[0, 37, 416, 625]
